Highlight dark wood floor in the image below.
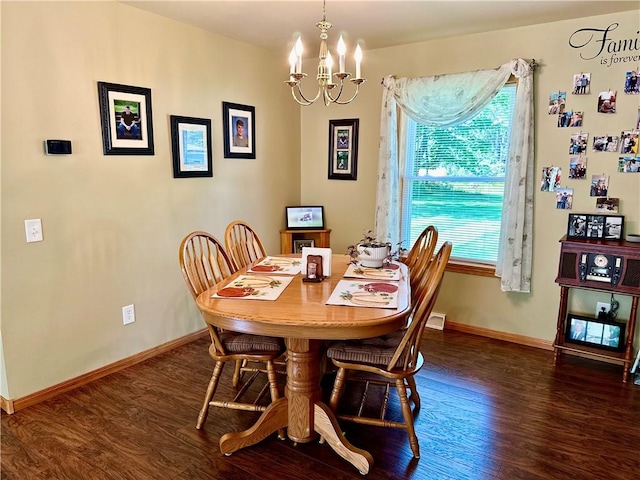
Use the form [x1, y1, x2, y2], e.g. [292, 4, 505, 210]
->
[2, 329, 639, 480]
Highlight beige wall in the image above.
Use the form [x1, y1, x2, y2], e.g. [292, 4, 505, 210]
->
[1, 1, 300, 399]
[2, 3, 639, 401]
[302, 11, 640, 341]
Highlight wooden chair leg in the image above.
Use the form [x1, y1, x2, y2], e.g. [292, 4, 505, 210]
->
[232, 359, 243, 388]
[265, 360, 286, 440]
[395, 379, 420, 459]
[196, 361, 224, 429]
[406, 376, 421, 411]
[329, 367, 348, 412]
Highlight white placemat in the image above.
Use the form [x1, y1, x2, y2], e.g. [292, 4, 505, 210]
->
[326, 279, 399, 309]
[248, 257, 302, 275]
[212, 275, 294, 301]
[343, 261, 402, 281]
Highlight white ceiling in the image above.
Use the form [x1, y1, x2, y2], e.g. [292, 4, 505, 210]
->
[122, 0, 639, 55]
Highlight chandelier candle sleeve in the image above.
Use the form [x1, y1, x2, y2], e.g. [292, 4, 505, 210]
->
[338, 35, 346, 73]
[295, 37, 303, 74]
[289, 48, 296, 75]
[355, 45, 362, 79]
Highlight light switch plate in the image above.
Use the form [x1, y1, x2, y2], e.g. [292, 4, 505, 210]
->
[25, 219, 43, 243]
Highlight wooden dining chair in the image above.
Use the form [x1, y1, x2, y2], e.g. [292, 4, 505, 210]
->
[403, 225, 438, 292]
[224, 220, 268, 270]
[179, 231, 285, 430]
[325, 241, 452, 458]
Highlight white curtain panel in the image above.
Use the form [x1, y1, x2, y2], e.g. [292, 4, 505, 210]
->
[376, 59, 534, 292]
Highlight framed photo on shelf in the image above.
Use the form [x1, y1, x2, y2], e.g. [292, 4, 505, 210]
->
[294, 239, 315, 254]
[285, 206, 325, 230]
[565, 313, 625, 352]
[222, 102, 255, 159]
[567, 214, 587, 238]
[328, 118, 359, 180]
[170, 116, 213, 178]
[603, 215, 624, 240]
[567, 213, 623, 240]
[97, 82, 154, 155]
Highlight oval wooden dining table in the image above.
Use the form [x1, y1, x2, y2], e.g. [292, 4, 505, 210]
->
[196, 255, 411, 475]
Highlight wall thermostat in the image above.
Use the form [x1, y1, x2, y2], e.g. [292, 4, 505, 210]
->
[44, 139, 72, 155]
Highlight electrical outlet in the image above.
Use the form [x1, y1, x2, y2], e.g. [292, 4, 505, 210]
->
[122, 304, 135, 325]
[595, 302, 610, 318]
[25, 219, 43, 243]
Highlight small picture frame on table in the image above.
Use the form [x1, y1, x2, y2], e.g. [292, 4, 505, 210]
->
[303, 254, 324, 282]
[328, 118, 359, 180]
[170, 115, 213, 178]
[294, 239, 315, 254]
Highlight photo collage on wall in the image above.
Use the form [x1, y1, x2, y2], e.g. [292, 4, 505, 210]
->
[544, 68, 640, 221]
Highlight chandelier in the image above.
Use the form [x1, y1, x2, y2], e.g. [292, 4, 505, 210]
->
[285, 0, 365, 106]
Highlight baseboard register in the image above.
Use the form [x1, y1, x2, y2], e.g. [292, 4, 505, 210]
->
[426, 312, 446, 330]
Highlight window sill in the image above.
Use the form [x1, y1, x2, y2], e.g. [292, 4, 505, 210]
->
[446, 260, 496, 277]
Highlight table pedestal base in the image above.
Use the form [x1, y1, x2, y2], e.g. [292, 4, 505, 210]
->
[219, 338, 373, 475]
[219, 398, 372, 474]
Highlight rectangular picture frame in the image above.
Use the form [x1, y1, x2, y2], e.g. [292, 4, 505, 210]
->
[285, 206, 325, 230]
[567, 214, 624, 240]
[170, 115, 213, 178]
[567, 214, 587, 238]
[603, 215, 624, 240]
[328, 118, 359, 180]
[294, 239, 315, 254]
[97, 82, 154, 155]
[222, 102, 255, 159]
[565, 313, 625, 352]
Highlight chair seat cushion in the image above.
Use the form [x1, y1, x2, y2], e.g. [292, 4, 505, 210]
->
[326, 330, 406, 367]
[220, 331, 283, 353]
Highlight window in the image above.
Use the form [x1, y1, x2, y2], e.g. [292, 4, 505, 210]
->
[401, 84, 516, 263]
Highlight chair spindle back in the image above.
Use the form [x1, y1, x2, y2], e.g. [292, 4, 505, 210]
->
[225, 221, 267, 270]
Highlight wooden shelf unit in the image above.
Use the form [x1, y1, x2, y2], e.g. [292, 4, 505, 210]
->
[554, 236, 640, 382]
[280, 229, 331, 254]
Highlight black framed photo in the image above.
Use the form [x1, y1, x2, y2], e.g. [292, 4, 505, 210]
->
[567, 214, 587, 238]
[565, 313, 625, 352]
[170, 116, 213, 178]
[567, 214, 624, 240]
[294, 239, 315, 254]
[222, 102, 255, 159]
[97, 82, 154, 155]
[285, 206, 325, 230]
[328, 118, 359, 180]
[603, 215, 624, 240]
